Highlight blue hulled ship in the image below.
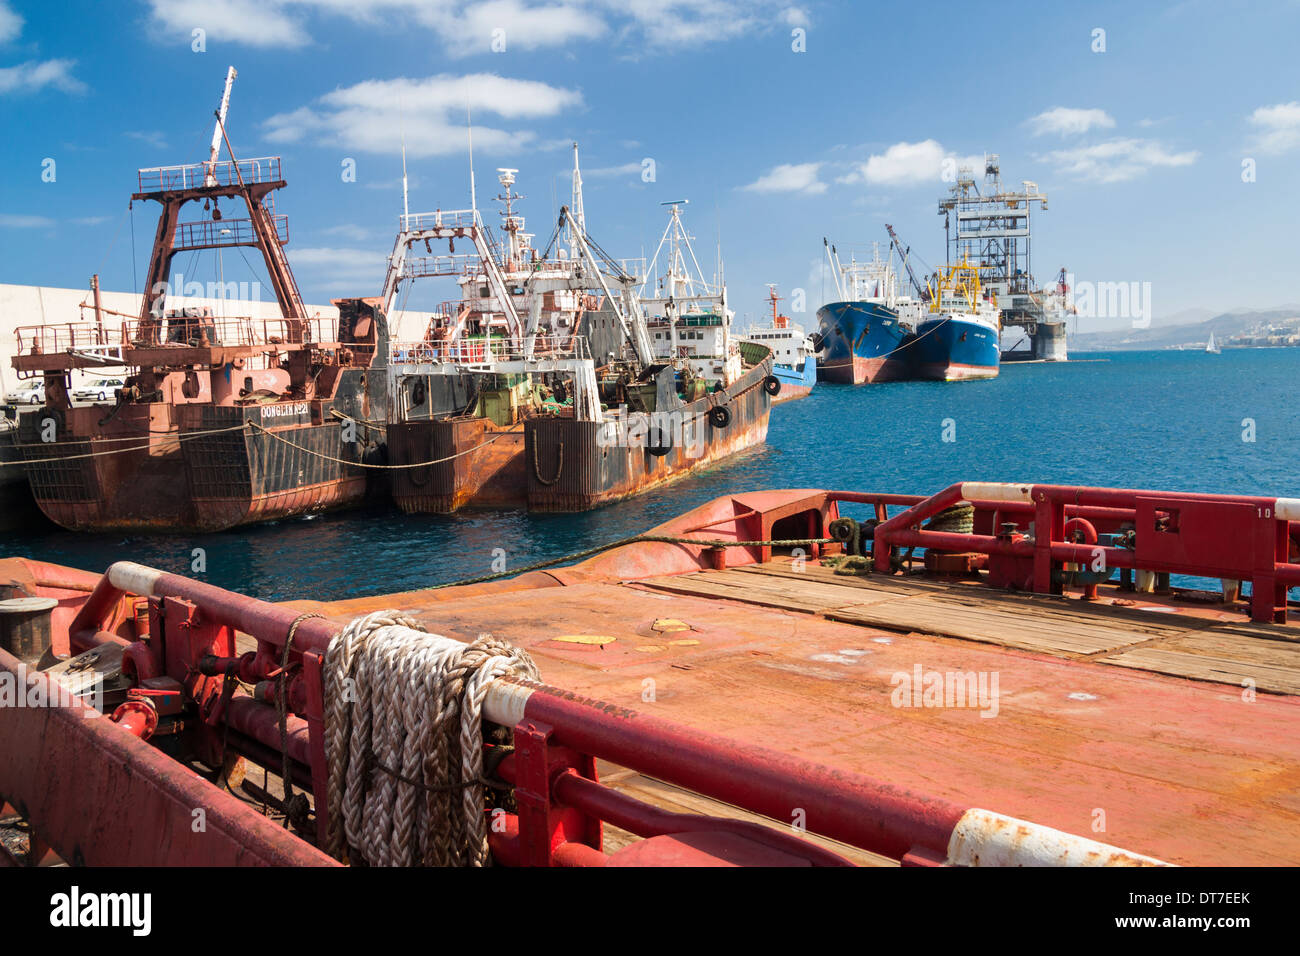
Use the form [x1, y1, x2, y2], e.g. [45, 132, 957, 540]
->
[814, 243, 917, 384]
[912, 258, 1001, 381]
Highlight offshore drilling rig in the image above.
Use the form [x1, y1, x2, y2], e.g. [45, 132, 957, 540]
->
[938, 155, 1070, 362]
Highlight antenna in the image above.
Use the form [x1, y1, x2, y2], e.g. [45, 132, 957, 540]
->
[570, 142, 585, 258]
[400, 123, 409, 223]
[466, 92, 478, 214]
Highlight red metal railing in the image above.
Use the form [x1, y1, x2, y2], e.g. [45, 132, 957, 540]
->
[173, 214, 289, 250]
[137, 157, 283, 193]
[53, 559, 1166, 867]
[840, 482, 1300, 623]
[15, 314, 337, 359]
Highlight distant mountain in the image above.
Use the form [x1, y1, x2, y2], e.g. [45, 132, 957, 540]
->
[1068, 308, 1300, 351]
[1151, 307, 1216, 327]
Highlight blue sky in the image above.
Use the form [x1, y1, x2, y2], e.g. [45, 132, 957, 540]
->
[1, 0, 1298, 330]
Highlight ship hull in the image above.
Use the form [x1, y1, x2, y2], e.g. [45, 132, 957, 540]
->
[389, 417, 526, 514]
[815, 301, 910, 385]
[15, 404, 192, 531]
[525, 357, 773, 512]
[770, 356, 817, 404]
[912, 315, 1000, 382]
[179, 403, 371, 532]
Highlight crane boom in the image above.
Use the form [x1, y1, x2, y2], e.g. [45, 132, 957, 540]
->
[885, 223, 929, 302]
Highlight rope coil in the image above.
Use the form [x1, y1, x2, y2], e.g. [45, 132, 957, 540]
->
[321, 610, 539, 867]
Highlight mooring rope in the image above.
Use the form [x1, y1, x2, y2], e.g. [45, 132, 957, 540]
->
[248, 420, 522, 469]
[321, 610, 540, 867]
[531, 438, 563, 484]
[817, 314, 952, 370]
[0, 423, 249, 467]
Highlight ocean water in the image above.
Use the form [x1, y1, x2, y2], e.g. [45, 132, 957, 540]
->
[3, 349, 1296, 601]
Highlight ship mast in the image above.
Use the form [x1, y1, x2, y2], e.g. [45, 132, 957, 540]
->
[204, 66, 236, 188]
[135, 66, 307, 342]
[569, 142, 585, 260]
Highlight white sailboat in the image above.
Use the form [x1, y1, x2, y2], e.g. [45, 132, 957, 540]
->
[1206, 331, 1221, 354]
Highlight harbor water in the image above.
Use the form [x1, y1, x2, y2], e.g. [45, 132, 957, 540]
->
[3, 349, 1296, 601]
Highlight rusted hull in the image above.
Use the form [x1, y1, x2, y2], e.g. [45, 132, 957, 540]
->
[179, 405, 369, 531]
[526, 359, 773, 512]
[771, 381, 813, 404]
[389, 417, 526, 514]
[817, 353, 910, 385]
[14, 404, 192, 531]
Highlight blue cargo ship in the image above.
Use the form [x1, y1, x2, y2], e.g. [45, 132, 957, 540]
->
[814, 243, 917, 384]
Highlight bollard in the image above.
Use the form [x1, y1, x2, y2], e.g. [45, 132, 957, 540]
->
[0, 597, 58, 665]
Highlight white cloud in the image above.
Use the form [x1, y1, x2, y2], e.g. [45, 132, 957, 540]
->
[263, 73, 583, 158]
[143, 0, 790, 53]
[1028, 106, 1115, 137]
[1038, 139, 1198, 183]
[781, 6, 809, 27]
[0, 1, 23, 43]
[145, 0, 308, 48]
[0, 214, 55, 228]
[741, 162, 826, 195]
[838, 140, 981, 187]
[0, 59, 86, 95]
[73, 216, 111, 225]
[1248, 101, 1300, 154]
[431, 0, 606, 55]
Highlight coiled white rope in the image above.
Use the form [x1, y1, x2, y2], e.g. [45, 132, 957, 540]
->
[321, 610, 539, 867]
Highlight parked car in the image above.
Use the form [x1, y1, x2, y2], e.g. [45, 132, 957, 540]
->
[73, 378, 126, 402]
[3, 380, 45, 405]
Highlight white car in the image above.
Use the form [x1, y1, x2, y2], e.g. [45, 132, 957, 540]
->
[4, 380, 45, 405]
[73, 378, 126, 402]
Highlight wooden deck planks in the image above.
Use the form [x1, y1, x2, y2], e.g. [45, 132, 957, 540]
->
[637, 567, 919, 614]
[637, 561, 1300, 695]
[1099, 631, 1300, 695]
[825, 594, 1200, 656]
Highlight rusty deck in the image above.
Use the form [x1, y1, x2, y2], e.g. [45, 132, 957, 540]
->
[283, 555, 1300, 867]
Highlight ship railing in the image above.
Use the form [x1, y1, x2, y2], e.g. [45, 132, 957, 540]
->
[137, 157, 283, 193]
[14, 322, 130, 359]
[14, 313, 337, 358]
[390, 333, 590, 367]
[173, 215, 289, 251]
[400, 253, 482, 280]
[39, 557, 1170, 866]
[828, 482, 1300, 625]
[398, 208, 479, 233]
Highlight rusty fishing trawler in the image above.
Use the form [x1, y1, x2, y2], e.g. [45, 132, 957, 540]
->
[9, 69, 390, 533]
[3, 479, 1299, 867]
[524, 200, 778, 512]
[385, 155, 605, 514]
[387, 154, 778, 514]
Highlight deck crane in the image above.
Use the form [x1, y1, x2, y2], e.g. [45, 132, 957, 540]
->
[884, 223, 930, 303]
